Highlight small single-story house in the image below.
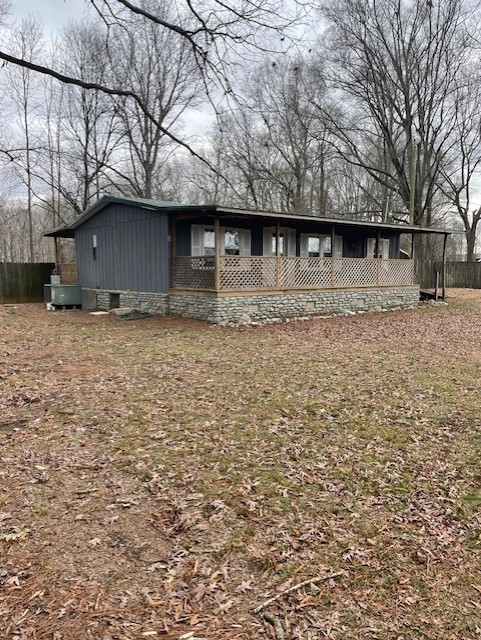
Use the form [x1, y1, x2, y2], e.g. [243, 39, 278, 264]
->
[45, 195, 453, 323]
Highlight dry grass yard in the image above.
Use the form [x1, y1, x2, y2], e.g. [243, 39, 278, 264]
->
[2, 291, 481, 639]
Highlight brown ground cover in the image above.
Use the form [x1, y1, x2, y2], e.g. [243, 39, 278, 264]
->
[1, 291, 481, 639]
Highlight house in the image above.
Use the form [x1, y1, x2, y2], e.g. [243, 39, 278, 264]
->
[44, 195, 453, 323]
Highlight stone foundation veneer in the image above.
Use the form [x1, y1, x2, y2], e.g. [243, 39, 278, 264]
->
[87, 289, 169, 314]
[168, 287, 420, 323]
[85, 286, 419, 323]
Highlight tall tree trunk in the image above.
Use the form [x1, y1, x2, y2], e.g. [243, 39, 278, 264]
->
[466, 227, 477, 262]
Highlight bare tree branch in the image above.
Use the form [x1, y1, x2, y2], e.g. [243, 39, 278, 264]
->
[0, 50, 218, 174]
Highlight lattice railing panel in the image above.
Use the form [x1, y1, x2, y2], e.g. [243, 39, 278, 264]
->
[280, 257, 332, 288]
[173, 257, 215, 289]
[334, 259, 377, 287]
[173, 256, 415, 290]
[379, 259, 415, 285]
[220, 256, 277, 289]
[58, 263, 77, 284]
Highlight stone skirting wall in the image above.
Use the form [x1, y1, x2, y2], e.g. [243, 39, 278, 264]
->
[85, 289, 169, 314]
[168, 294, 220, 323]
[168, 287, 420, 323]
[84, 286, 419, 322]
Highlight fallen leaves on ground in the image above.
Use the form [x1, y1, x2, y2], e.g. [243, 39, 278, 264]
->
[1, 291, 481, 638]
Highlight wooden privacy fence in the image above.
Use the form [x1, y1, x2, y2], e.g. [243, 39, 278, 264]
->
[0, 263, 55, 304]
[416, 261, 481, 290]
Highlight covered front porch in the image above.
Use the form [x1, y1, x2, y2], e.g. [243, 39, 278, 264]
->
[170, 209, 451, 295]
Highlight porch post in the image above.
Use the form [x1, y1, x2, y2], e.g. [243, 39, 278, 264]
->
[376, 229, 381, 285]
[442, 233, 448, 301]
[171, 219, 177, 289]
[411, 232, 415, 285]
[53, 236, 59, 268]
[214, 217, 221, 292]
[276, 222, 281, 289]
[331, 225, 335, 287]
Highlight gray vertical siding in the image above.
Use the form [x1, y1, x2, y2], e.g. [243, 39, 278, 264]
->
[75, 205, 406, 295]
[75, 203, 169, 292]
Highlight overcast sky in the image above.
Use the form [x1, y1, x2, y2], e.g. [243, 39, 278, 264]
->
[11, 0, 86, 32]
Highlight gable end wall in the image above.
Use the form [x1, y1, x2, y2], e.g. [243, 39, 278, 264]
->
[75, 203, 169, 292]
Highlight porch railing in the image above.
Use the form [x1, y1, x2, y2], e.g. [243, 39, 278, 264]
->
[173, 256, 416, 291]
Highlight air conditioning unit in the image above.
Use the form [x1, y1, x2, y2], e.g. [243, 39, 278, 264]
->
[51, 285, 82, 308]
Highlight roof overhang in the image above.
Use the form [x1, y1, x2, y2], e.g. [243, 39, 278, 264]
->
[43, 195, 216, 238]
[43, 195, 460, 238]
[208, 207, 456, 235]
[43, 225, 75, 239]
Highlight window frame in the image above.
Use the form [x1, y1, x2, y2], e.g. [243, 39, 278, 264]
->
[300, 233, 343, 268]
[367, 237, 390, 259]
[263, 226, 297, 257]
[191, 224, 251, 269]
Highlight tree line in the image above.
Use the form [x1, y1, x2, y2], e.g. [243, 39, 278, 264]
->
[0, 0, 478, 261]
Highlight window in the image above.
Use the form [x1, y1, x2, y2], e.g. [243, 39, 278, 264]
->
[308, 236, 321, 257]
[274, 234, 284, 256]
[300, 234, 342, 259]
[92, 234, 97, 261]
[224, 230, 241, 255]
[263, 227, 296, 256]
[191, 225, 251, 257]
[203, 229, 215, 256]
[367, 238, 390, 259]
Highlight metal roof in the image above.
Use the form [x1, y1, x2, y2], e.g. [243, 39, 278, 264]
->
[214, 206, 456, 234]
[43, 195, 459, 238]
[43, 195, 183, 237]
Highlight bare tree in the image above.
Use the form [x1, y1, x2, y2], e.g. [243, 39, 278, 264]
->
[193, 58, 337, 214]
[0, 0, 304, 168]
[59, 23, 122, 213]
[87, 0, 301, 90]
[437, 71, 481, 260]
[245, 58, 334, 213]
[6, 16, 44, 261]
[37, 62, 68, 228]
[107, 1, 202, 198]
[215, 110, 280, 209]
[318, 0, 479, 229]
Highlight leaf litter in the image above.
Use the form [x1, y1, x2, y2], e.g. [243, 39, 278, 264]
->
[1, 293, 481, 638]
